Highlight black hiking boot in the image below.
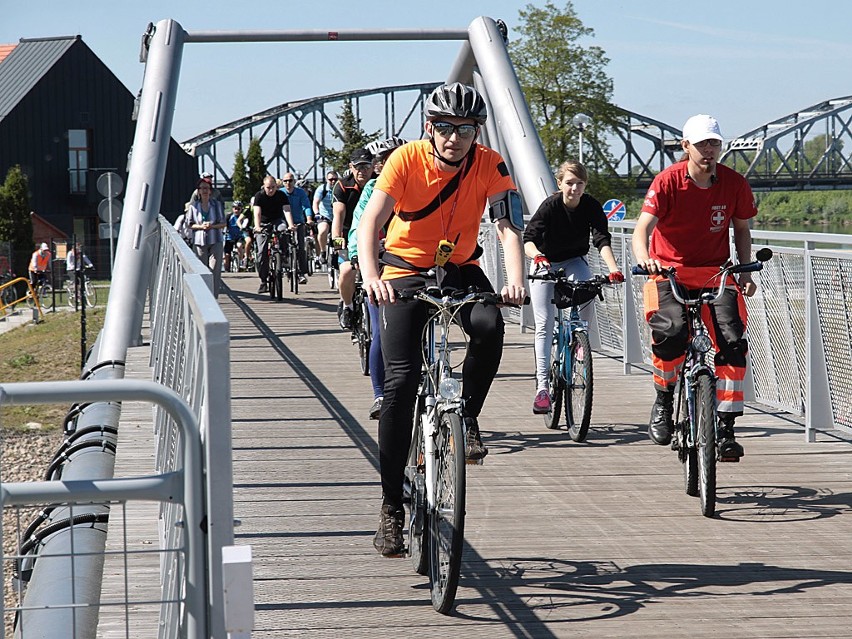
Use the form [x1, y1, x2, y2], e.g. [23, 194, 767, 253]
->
[373, 504, 405, 557]
[717, 414, 744, 461]
[464, 416, 488, 462]
[649, 388, 674, 446]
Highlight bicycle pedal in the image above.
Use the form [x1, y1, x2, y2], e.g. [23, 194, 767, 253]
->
[718, 455, 740, 463]
[465, 458, 484, 466]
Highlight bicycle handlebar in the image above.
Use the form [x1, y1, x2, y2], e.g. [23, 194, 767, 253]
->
[528, 271, 611, 285]
[631, 248, 773, 305]
[397, 286, 529, 309]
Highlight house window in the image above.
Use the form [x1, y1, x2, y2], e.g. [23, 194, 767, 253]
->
[68, 129, 89, 194]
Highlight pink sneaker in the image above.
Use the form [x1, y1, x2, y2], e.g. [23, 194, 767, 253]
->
[532, 390, 551, 414]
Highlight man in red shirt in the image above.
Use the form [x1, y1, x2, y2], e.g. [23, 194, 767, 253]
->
[632, 114, 758, 460]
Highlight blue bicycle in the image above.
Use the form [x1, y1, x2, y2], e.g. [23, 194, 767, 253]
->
[530, 271, 609, 441]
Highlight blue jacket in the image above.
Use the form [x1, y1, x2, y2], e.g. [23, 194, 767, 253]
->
[283, 187, 312, 224]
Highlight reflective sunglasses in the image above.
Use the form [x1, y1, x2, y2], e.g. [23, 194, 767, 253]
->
[432, 121, 478, 140]
[692, 139, 722, 149]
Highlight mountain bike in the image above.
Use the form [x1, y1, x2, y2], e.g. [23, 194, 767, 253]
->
[260, 223, 285, 301]
[349, 258, 371, 376]
[284, 227, 302, 295]
[65, 268, 97, 308]
[633, 248, 773, 517]
[401, 286, 521, 614]
[529, 271, 611, 441]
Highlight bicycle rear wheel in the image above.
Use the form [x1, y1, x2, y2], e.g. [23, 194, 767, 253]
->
[696, 372, 717, 517]
[429, 410, 465, 614]
[406, 392, 429, 576]
[567, 330, 593, 442]
[357, 292, 371, 376]
[543, 335, 564, 430]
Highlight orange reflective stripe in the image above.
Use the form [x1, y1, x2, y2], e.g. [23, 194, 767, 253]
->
[643, 279, 660, 322]
[652, 354, 684, 391]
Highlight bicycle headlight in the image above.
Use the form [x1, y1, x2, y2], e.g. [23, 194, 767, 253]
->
[438, 376, 462, 400]
[692, 333, 713, 354]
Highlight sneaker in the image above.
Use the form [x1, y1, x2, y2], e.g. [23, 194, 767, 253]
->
[649, 388, 674, 446]
[298, 275, 308, 285]
[717, 414, 744, 460]
[464, 416, 488, 461]
[340, 305, 353, 330]
[532, 389, 551, 414]
[257, 283, 268, 294]
[373, 504, 404, 557]
[369, 396, 383, 420]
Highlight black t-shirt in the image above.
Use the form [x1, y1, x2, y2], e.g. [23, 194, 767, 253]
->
[523, 192, 612, 262]
[332, 174, 368, 234]
[253, 189, 290, 224]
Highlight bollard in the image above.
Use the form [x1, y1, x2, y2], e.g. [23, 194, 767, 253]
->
[222, 545, 254, 638]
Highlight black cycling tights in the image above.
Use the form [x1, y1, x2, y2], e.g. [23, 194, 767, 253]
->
[378, 265, 505, 508]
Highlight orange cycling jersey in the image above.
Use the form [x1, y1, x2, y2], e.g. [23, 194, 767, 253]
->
[376, 139, 516, 279]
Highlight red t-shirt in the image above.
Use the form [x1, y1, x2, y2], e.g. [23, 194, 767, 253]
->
[641, 161, 757, 270]
[376, 139, 516, 279]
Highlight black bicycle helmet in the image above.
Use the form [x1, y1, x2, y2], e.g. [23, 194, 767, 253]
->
[424, 82, 487, 124]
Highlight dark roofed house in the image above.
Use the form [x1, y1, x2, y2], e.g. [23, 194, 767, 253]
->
[0, 35, 195, 275]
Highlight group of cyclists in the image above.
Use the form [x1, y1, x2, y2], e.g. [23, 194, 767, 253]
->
[206, 83, 760, 559]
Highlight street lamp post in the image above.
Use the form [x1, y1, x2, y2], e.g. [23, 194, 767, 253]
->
[572, 113, 592, 163]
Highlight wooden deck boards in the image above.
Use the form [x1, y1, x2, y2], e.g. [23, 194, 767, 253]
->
[113, 270, 852, 638]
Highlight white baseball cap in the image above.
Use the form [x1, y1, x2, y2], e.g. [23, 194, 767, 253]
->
[40, 242, 49, 250]
[682, 114, 723, 144]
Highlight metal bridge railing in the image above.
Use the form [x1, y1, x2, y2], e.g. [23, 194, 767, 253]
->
[146, 218, 235, 638]
[1, 218, 236, 639]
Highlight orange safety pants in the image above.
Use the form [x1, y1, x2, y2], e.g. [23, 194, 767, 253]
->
[643, 278, 749, 415]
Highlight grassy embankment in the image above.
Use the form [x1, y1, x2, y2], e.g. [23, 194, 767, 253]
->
[0, 307, 106, 432]
[621, 190, 852, 227]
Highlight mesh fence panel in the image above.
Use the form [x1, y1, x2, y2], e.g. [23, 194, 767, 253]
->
[812, 255, 852, 430]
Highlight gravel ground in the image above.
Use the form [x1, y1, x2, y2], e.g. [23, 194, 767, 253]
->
[2, 429, 64, 635]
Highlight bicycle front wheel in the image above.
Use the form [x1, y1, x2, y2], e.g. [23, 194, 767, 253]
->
[406, 392, 429, 576]
[358, 292, 371, 376]
[676, 379, 699, 497]
[567, 330, 593, 442]
[543, 335, 564, 430]
[270, 253, 282, 301]
[289, 246, 299, 295]
[696, 372, 717, 517]
[429, 410, 465, 614]
[84, 280, 97, 307]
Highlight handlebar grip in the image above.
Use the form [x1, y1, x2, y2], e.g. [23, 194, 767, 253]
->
[632, 265, 649, 276]
[730, 261, 764, 274]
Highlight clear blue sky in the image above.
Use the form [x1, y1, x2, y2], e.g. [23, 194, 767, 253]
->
[3, 0, 850, 143]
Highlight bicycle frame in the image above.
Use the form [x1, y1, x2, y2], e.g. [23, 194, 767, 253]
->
[554, 305, 589, 384]
[417, 292, 469, 509]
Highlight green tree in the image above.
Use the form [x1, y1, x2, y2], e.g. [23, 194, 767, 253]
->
[509, 1, 633, 201]
[323, 98, 381, 172]
[232, 148, 250, 204]
[246, 138, 267, 196]
[0, 165, 33, 275]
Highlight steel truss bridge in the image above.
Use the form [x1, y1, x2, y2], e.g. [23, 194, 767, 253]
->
[183, 90, 852, 194]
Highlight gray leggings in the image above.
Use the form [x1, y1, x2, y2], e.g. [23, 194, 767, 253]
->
[531, 256, 591, 390]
